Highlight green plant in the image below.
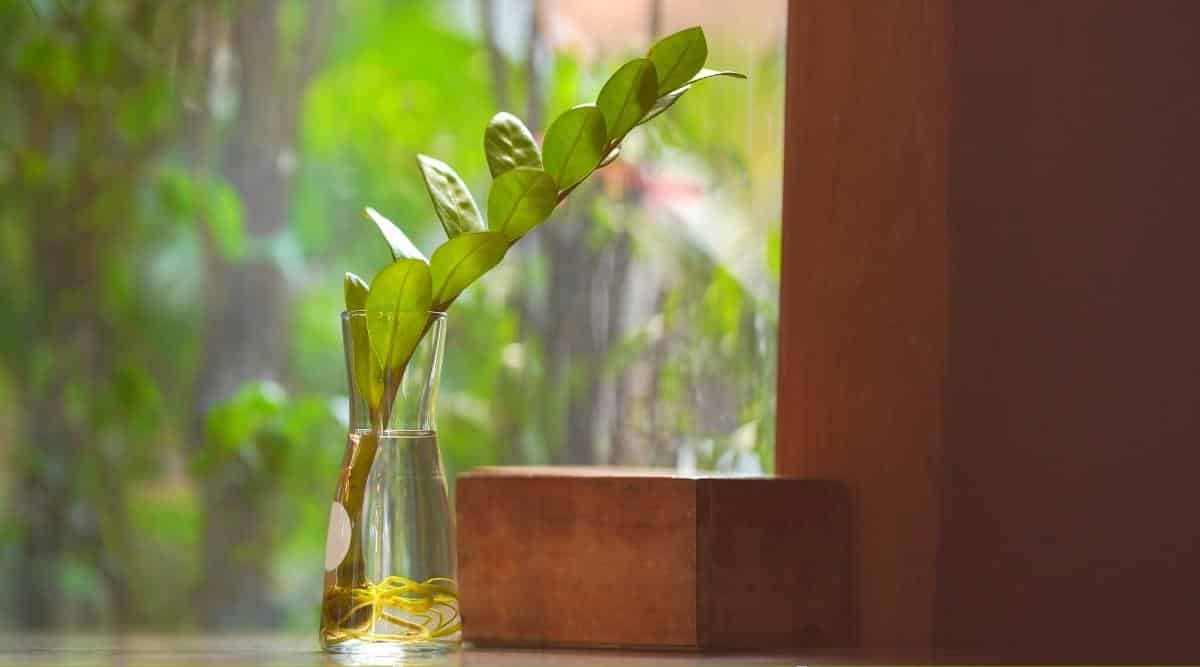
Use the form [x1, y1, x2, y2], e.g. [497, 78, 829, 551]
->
[322, 26, 743, 644]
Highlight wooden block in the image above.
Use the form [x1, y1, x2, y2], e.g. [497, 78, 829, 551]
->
[456, 468, 851, 650]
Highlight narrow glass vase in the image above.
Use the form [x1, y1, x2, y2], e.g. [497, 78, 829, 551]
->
[320, 311, 459, 655]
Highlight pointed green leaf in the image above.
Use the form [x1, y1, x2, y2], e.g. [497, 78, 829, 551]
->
[647, 26, 708, 96]
[596, 58, 659, 143]
[366, 259, 433, 381]
[344, 272, 369, 312]
[484, 112, 542, 177]
[638, 70, 746, 128]
[430, 231, 509, 311]
[343, 272, 377, 409]
[416, 154, 484, 238]
[487, 167, 557, 240]
[598, 146, 621, 168]
[542, 104, 607, 191]
[679, 67, 747, 89]
[638, 85, 690, 126]
[364, 207, 426, 261]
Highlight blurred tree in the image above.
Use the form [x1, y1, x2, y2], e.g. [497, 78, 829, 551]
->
[185, 0, 332, 628]
[483, 0, 640, 466]
[0, 0, 200, 627]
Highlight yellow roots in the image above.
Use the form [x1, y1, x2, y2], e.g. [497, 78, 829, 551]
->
[321, 576, 460, 646]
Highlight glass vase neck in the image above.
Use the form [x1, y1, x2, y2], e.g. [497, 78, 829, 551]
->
[341, 311, 446, 432]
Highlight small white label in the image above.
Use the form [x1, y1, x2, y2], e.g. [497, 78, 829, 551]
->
[325, 501, 352, 571]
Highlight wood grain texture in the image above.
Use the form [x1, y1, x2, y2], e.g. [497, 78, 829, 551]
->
[777, 0, 1200, 661]
[457, 470, 850, 650]
[776, 0, 951, 656]
[457, 473, 698, 648]
[698, 479, 852, 650]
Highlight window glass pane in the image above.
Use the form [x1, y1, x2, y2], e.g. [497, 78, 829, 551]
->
[0, 0, 784, 630]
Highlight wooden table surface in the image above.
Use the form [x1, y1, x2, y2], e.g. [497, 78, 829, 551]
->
[0, 636, 825, 667]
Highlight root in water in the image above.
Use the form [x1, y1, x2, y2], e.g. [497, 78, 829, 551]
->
[321, 576, 460, 645]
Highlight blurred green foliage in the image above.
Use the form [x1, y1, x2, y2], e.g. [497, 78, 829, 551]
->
[0, 0, 784, 632]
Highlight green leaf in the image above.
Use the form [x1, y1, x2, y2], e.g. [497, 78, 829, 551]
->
[416, 154, 485, 238]
[204, 381, 286, 453]
[542, 105, 607, 191]
[647, 26, 708, 96]
[638, 70, 746, 128]
[638, 86, 689, 126]
[598, 146, 621, 168]
[344, 272, 369, 311]
[343, 272, 377, 410]
[205, 180, 246, 260]
[678, 67, 747, 89]
[484, 112, 542, 177]
[366, 259, 433, 384]
[430, 232, 509, 311]
[596, 58, 659, 143]
[487, 167, 557, 240]
[364, 207, 426, 261]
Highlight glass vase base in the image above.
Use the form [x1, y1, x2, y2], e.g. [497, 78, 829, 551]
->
[321, 636, 460, 659]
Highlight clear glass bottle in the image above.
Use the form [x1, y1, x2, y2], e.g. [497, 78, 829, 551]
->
[320, 311, 459, 655]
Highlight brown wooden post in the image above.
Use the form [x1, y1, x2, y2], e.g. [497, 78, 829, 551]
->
[778, 0, 1200, 661]
[777, 0, 951, 657]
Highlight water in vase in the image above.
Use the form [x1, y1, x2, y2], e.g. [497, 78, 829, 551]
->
[320, 429, 459, 654]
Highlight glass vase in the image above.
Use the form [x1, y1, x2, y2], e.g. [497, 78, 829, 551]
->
[320, 311, 459, 655]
